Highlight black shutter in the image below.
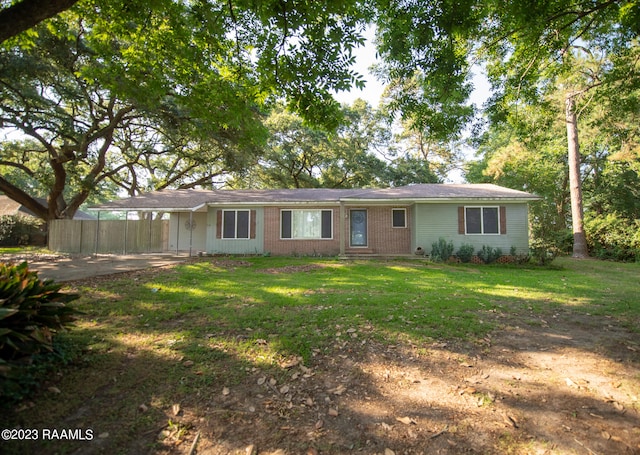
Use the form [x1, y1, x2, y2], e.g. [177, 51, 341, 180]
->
[321, 210, 332, 238]
[281, 210, 292, 238]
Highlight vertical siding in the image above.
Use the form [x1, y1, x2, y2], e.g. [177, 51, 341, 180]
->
[414, 203, 530, 255]
[168, 212, 207, 253]
[206, 207, 264, 255]
[49, 219, 167, 254]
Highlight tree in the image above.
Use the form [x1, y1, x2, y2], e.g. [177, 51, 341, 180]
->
[373, 0, 639, 258]
[1, 0, 370, 220]
[229, 101, 388, 189]
[469, 46, 640, 257]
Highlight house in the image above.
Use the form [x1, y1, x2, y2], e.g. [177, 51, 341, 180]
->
[88, 184, 540, 257]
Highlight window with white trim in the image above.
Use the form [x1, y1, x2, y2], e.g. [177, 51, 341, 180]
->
[222, 210, 250, 239]
[465, 207, 499, 234]
[281, 209, 332, 239]
[392, 208, 406, 228]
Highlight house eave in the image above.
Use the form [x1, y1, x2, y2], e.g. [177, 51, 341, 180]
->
[339, 197, 540, 204]
[88, 203, 207, 212]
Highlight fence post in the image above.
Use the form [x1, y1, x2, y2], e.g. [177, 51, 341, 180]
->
[124, 211, 129, 255]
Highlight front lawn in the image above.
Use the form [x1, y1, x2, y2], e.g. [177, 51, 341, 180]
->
[2, 257, 639, 454]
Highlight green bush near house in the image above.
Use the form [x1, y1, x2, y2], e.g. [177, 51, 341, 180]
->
[477, 245, 502, 264]
[431, 237, 454, 262]
[456, 243, 475, 263]
[585, 213, 640, 262]
[0, 215, 46, 246]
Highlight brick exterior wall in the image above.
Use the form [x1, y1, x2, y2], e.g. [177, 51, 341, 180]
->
[346, 206, 412, 255]
[263, 206, 341, 256]
[262, 205, 413, 256]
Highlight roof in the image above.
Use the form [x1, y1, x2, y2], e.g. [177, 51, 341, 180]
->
[0, 196, 96, 220]
[89, 184, 540, 212]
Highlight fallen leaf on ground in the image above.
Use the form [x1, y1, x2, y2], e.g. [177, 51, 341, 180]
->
[395, 416, 416, 425]
[502, 412, 518, 428]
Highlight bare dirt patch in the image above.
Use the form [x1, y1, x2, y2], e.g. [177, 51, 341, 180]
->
[147, 315, 639, 455]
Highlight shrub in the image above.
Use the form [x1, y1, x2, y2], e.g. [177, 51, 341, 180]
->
[0, 262, 80, 366]
[477, 245, 502, 264]
[0, 215, 46, 246]
[585, 213, 640, 262]
[529, 238, 558, 265]
[430, 238, 454, 262]
[456, 243, 475, 263]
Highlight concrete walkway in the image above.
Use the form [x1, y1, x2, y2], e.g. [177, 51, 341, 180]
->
[19, 254, 189, 282]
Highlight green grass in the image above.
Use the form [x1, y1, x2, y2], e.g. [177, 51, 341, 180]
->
[68, 256, 640, 365]
[0, 246, 51, 255]
[2, 256, 638, 454]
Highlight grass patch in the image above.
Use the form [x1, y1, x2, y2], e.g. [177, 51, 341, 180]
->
[63, 256, 640, 369]
[1, 256, 638, 454]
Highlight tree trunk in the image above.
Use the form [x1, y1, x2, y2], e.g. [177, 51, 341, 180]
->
[565, 94, 589, 258]
[0, 0, 79, 44]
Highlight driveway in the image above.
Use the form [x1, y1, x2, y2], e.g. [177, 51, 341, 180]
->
[2, 253, 189, 282]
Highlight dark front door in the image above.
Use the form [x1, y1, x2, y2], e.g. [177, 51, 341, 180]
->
[350, 209, 367, 247]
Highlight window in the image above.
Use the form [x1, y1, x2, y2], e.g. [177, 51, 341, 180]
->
[281, 209, 332, 239]
[465, 207, 499, 234]
[392, 208, 406, 228]
[222, 210, 250, 239]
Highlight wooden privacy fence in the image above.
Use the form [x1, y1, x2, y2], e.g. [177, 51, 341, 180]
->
[49, 219, 169, 254]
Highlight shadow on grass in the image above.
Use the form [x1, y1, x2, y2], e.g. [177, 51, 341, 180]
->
[1, 257, 638, 454]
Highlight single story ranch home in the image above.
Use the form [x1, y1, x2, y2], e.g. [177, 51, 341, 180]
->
[89, 184, 540, 257]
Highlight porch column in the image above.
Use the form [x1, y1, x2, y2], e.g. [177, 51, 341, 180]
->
[188, 211, 194, 257]
[339, 201, 345, 257]
[176, 212, 180, 255]
[123, 211, 129, 255]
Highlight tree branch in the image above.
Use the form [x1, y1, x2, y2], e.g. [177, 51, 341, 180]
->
[0, 0, 79, 44]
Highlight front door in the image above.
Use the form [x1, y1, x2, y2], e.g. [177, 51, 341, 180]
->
[350, 209, 367, 247]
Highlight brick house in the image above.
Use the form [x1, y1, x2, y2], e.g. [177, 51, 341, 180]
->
[89, 184, 540, 257]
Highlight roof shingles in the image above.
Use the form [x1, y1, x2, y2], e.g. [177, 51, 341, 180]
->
[89, 184, 539, 212]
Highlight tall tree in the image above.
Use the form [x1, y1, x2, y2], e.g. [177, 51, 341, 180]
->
[1, 0, 370, 220]
[229, 101, 387, 189]
[373, 0, 639, 258]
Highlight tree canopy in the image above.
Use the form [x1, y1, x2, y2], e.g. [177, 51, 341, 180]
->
[1, 0, 639, 263]
[0, 0, 368, 220]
